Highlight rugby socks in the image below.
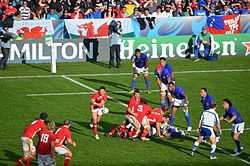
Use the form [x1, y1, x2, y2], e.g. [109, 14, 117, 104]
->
[235, 140, 241, 152]
[169, 114, 175, 126]
[192, 141, 199, 152]
[160, 99, 166, 109]
[92, 123, 97, 136]
[141, 128, 149, 138]
[210, 144, 216, 154]
[131, 80, 137, 90]
[144, 79, 151, 90]
[184, 111, 191, 127]
[64, 157, 71, 166]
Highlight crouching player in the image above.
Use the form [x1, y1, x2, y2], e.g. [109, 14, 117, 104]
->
[191, 104, 221, 159]
[37, 121, 56, 166]
[147, 107, 165, 138]
[16, 112, 48, 166]
[90, 86, 109, 140]
[154, 57, 173, 112]
[220, 99, 245, 156]
[130, 48, 151, 94]
[168, 82, 192, 131]
[54, 120, 76, 166]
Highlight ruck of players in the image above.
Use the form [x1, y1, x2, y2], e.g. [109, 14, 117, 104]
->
[16, 49, 245, 165]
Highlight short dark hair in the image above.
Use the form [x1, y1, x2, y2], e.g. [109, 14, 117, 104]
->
[210, 103, 217, 109]
[99, 86, 106, 91]
[200, 88, 207, 92]
[64, 119, 72, 125]
[160, 57, 166, 61]
[222, 98, 233, 107]
[39, 112, 48, 121]
[134, 88, 140, 94]
[169, 81, 175, 86]
[135, 48, 141, 53]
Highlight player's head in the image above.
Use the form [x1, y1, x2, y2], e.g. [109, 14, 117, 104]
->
[210, 103, 217, 110]
[99, 86, 106, 95]
[64, 119, 72, 127]
[222, 98, 232, 110]
[159, 57, 166, 67]
[133, 88, 140, 100]
[168, 81, 176, 92]
[39, 112, 48, 121]
[47, 120, 56, 132]
[202, 26, 207, 34]
[200, 88, 207, 97]
[135, 48, 141, 57]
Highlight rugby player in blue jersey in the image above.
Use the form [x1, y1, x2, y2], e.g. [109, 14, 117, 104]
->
[200, 88, 216, 111]
[130, 49, 151, 94]
[168, 82, 192, 132]
[220, 99, 245, 156]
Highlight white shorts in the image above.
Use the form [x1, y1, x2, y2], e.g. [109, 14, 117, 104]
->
[232, 122, 245, 134]
[37, 154, 56, 166]
[91, 107, 109, 116]
[160, 83, 168, 92]
[55, 145, 70, 155]
[134, 67, 149, 75]
[21, 137, 36, 157]
[141, 116, 150, 128]
[173, 99, 187, 107]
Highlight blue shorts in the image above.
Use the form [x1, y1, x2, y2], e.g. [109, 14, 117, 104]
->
[200, 127, 215, 139]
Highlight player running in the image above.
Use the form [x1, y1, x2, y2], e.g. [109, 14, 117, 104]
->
[220, 99, 245, 156]
[54, 120, 76, 166]
[130, 48, 151, 94]
[168, 82, 192, 132]
[154, 57, 173, 111]
[200, 88, 216, 111]
[90, 86, 109, 140]
[16, 112, 48, 166]
[191, 104, 221, 160]
[37, 121, 56, 166]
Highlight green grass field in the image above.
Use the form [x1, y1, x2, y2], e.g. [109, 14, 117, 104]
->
[0, 57, 250, 166]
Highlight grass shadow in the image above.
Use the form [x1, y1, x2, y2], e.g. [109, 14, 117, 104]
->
[26, 63, 50, 73]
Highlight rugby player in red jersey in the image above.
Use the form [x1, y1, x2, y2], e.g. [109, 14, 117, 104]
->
[54, 120, 76, 166]
[16, 112, 48, 166]
[90, 86, 109, 140]
[147, 108, 165, 138]
[37, 121, 56, 166]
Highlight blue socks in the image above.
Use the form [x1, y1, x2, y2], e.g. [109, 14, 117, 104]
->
[185, 112, 191, 127]
[144, 79, 151, 90]
[131, 80, 137, 90]
[235, 140, 241, 152]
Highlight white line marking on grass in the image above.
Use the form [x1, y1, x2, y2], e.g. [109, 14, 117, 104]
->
[61, 75, 128, 107]
[1, 69, 250, 79]
[26, 90, 160, 97]
[61, 75, 249, 165]
[191, 128, 250, 132]
[187, 135, 250, 165]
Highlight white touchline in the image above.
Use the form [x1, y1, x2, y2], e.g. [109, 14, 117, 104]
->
[61, 75, 128, 107]
[26, 90, 160, 97]
[0, 68, 250, 79]
[187, 135, 250, 165]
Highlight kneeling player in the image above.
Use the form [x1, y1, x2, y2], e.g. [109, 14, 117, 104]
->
[147, 107, 165, 138]
[90, 86, 109, 140]
[54, 120, 76, 166]
[16, 112, 48, 166]
[37, 121, 56, 166]
[168, 82, 192, 131]
[191, 104, 221, 159]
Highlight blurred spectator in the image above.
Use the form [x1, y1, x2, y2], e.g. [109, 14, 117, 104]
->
[19, 1, 31, 20]
[194, 3, 208, 16]
[220, 4, 233, 15]
[46, 8, 60, 20]
[104, 6, 117, 18]
[124, 0, 139, 16]
[164, 3, 174, 17]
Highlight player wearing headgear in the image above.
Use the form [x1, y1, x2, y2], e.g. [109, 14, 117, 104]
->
[130, 48, 151, 94]
[154, 57, 173, 112]
[16, 112, 48, 166]
[191, 104, 221, 160]
[90, 86, 109, 140]
[220, 99, 245, 156]
[168, 82, 192, 132]
[37, 121, 56, 166]
[54, 120, 76, 166]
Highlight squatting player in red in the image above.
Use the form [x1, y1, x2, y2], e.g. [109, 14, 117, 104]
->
[54, 120, 76, 166]
[16, 112, 48, 166]
[90, 86, 109, 140]
[37, 121, 56, 166]
[147, 108, 165, 138]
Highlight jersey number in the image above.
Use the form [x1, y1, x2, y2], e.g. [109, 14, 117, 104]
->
[137, 105, 143, 112]
[40, 134, 49, 143]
